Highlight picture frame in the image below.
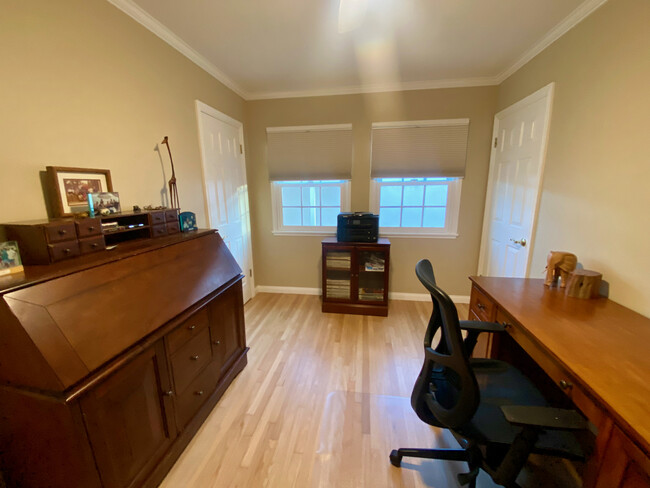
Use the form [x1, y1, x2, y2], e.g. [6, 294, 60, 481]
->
[0, 241, 24, 277]
[46, 166, 113, 217]
[88, 192, 121, 215]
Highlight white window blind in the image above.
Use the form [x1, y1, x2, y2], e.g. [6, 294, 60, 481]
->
[370, 119, 470, 178]
[266, 124, 353, 181]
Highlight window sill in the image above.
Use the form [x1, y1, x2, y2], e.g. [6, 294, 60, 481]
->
[272, 230, 337, 237]
[378, 232, 458, 239]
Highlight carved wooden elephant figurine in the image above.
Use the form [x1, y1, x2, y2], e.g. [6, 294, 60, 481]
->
[544, 251, 578, 287]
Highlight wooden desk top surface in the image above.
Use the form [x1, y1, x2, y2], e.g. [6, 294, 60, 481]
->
[470, 276, 650, 453]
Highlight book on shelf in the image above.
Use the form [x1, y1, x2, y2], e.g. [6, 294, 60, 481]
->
[363, 255, 385, 272]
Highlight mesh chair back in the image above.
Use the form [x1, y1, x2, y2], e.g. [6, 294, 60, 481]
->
[410, 259, 480, 429]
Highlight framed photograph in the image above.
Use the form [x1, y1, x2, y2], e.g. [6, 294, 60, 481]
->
[88, 192, 121, 215]
[0, 241, 24, 276]
[46, 166, 113, 217]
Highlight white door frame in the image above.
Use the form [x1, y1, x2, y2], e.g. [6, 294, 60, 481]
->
[477, 82, 555, 277]
[195, 100, 256, 298]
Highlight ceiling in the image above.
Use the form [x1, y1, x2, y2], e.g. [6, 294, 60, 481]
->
[111, 0, 606, 100]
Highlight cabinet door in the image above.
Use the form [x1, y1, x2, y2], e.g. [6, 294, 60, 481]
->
[81, 342, 176, 488]
[322, 244, 354, 302]
[209, 281, 246, 374]
[355, 246, 389, 304]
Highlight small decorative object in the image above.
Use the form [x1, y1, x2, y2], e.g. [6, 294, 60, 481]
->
[566, 270, 602, 299]
[133, 205, 141, 212]
[179, 211, 197, 232]
[46, 166, 113, 217]
[161, 136, 180, 209]
[0, 241, 24, 276]
[544, 251, 577, 288]
[88, 192, 121, 214]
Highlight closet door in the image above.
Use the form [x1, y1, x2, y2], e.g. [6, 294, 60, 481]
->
[80, 341, 176, 488]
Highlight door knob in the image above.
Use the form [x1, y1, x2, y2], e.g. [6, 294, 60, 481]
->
[510, 238, 527, 247]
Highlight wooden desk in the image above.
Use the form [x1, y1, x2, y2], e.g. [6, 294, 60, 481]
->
[469, 276, 650, 488]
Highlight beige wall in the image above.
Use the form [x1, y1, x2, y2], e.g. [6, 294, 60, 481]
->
[244, 87, 498, 296]
[498, 0, 650, 316]
[0, 0, 244, 229]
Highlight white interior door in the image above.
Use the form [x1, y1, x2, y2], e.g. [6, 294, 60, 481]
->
[196, 101, 254, 302]
[478, 83, 554, 277]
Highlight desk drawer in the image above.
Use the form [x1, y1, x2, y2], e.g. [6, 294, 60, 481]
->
[167, 308, 210, 354]
[150, 211, 166, 225]
[175, 363, 218, 429]
[75, 218, 102, 238]
[171, 327, 212, 393]
[164, 209, 179, 222]
[48, 240, 80, 261]
[470, 286, 496, 322]
[46, 221, 77, 243]
[495, 308, 603, 425]
[79, 235, 105, 254]
[152, 224, 167, 237]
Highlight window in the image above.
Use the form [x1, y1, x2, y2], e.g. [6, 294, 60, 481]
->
[371, 178, 461, 236]
[370, 119, 469, 237]
[271, 180, 350, 234]
[266, 123, 353, 235]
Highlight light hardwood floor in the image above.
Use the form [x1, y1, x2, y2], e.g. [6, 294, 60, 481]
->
[160, 294, 579, 488]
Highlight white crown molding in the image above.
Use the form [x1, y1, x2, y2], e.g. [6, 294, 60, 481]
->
[495, 0, 609, 84]
[108, 0, 606, 101]
[247, 76, 499, 101]
[106, 0, 249, 99]
[255, 286, 470, 305]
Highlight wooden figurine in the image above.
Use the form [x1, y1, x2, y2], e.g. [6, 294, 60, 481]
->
[544, 251, 577, 288]
[161, 136, 180, 210]
[566, 269, 602, 299]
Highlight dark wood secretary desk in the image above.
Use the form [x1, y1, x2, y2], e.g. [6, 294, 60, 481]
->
[469, 276, 650, 488]
[0, 230, 248, 488]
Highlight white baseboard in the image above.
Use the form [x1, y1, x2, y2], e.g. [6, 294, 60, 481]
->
[389, 292, 470, 304]
[255, 285, 321, 295]
[255, 286, 470, 304]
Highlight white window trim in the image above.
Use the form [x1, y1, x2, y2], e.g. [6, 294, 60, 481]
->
[271, 180, 351, 236]
[370, 178, 462, 238]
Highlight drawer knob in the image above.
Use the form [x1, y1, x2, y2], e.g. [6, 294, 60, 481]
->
[88, 226, 95, 231]
[190, 355, 200, 361]
[164, 390, 174, 397]
[213, 340, 221, 346]
[559, 380, 573, 390]
[501, 321, 512, 329]
[195, 390, 204, 396]
[58, 229, 67, 235]
[91, 243, 98, 248]
[63, 248, 71, 254]
[477, 302, 486, 311]
[187, 324, 196, 330]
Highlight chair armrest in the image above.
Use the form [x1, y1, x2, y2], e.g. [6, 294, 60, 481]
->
[460, 321, 505, 356]
[501, 405, 587, 431]
[459, 321, 505, 334]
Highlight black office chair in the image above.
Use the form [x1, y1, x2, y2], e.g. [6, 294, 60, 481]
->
[390, 260, 587, 488]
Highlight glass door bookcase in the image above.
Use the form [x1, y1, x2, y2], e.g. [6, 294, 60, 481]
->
[321, 237, 390, 316]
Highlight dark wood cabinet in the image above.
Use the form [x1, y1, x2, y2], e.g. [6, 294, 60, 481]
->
[321, 237, 390, 316]
[80, 342, 176, 488]
[0, 230, 248, 488]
